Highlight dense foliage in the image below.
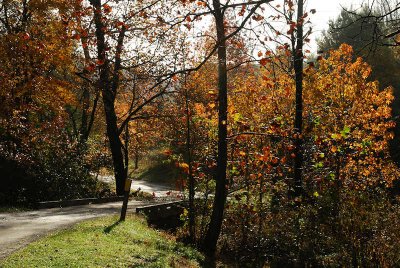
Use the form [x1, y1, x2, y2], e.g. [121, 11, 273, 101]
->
[1, 0, 400, 266]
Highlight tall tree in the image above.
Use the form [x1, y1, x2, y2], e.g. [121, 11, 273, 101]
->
[199, 0, 273, 257]
[292, 0, 304, 196]
[89, 0, 126, 195]
[66, 0, 187, 195]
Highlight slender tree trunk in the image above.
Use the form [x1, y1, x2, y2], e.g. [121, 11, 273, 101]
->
[79, 31, 99, 144]
[203, 0, 228, 257]
[293, 0, 304, 197]
[185, 83, 196, 244]
[91, 0, 126, 195]
[124, 123, 130, 177]
[79, 18, 92, 144]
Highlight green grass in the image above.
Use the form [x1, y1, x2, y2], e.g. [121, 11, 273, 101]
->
[1, 215, 203, 268]
[135, 162, 178, 185]
[128, 146, 180, 186]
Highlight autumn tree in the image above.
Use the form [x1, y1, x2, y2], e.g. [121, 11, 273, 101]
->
[293, 0, 305, 196]
[215, 43, 400, 266]
[187, 0, 276, 256]
[318, 7, 400, 164]
[63, 0, 189, 195]
[0, 0, 103, 203]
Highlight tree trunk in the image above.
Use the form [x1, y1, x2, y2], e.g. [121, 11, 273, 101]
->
[185, 82, 196, 244]
[91, 0, 126, 195]
[293, 0, 304, 197]
[203, 0, 228, 257]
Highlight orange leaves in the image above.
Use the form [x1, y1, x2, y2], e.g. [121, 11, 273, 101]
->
[300, 43, 397, 188]
[239, 151, 246, 157]
[362, 67, 372, 79]
[259, 58, 270, 66]
[262, 75, 275, 89]
[395, 34, 400, 44]
[194, 103, 206, 115]
[177, 162, 189, 174]
[138, 11, 148, 18]
[196, 1, 207, 7]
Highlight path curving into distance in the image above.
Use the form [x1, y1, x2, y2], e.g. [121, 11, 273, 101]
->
[0, 180, 181, 259]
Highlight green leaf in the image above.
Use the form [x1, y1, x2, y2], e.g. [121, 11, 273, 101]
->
[315, 162, 324, 168]
[233, 113, 242, 123]
[340, 125, 351, 138]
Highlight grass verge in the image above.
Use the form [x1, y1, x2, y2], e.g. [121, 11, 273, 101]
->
[0, 215, 203, 268]
[135, 162, 177, 185]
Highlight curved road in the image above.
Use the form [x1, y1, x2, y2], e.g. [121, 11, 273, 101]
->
[98, 175, 182, 198]
[0, 180, 180, 259]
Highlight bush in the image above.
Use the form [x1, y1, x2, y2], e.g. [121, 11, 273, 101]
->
[0, 134, 112, 205]
[217, 188, 400, 267]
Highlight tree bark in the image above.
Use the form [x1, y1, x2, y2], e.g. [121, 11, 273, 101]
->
[202, 0, 228, 257]
[91, 0, 126, 195]
[293, 0, 304, 197]
[185, 81, 196, 244]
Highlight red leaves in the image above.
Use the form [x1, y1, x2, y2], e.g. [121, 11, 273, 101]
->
[252, 14, 264, 21]
[85, 63, 96, 72]
[259, 58, 269, 66]
[238, 5, 245, 16]
[285, 0, 294, 9]
[72, 34, 81, 40]
[22, 33, 30, 40]
[96, 59, 105, 66]
[163, 149, 173, 156]
[102, 4, 112, 14]
[287, 22, 297, 35]
[116, 21, 125, 28]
